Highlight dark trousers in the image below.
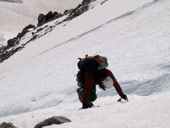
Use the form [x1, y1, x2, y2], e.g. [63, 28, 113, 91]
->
[77, 85, 97, 102]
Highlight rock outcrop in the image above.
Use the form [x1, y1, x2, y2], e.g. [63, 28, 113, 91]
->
[0, 24, 35, 63]
[0, 0, 98, 63]
[37, 11, 62, 27]
[34, 116, 71, 128]
[0, 122, 18, 128]
[65, 0, 96, 20]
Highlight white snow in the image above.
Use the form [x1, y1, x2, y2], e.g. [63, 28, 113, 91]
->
[1, 93, 170, 128]
[0, 0, 170, 128]
[0, 0, 82, 46]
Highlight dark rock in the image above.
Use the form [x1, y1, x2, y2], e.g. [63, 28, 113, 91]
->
[17, 24, 35, 39]
[53, 11, 59, 17]
[101, 0, 108, 5]
[0, 46, 6, 53]
[22, 24, 35, 32]
[64, 9, 73, 15]
[37, 11, 62, 26]
[82, 0, 95, 4]
[29, 35, 38, 42]
[66, 0, 96, 20]
[1, 23, 35, 62]
[55, 13, 62, 19]
[7, 37, 18, 47]
[0, 122, 18, 128]
[34, 116, 71, 128]
[67, 4, 88, 20]
[38, 14, 46, 26]
[45, 11, 53, 21]
[37, 0, 96, 26]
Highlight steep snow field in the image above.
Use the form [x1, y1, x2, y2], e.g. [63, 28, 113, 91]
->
[0, 0, 170, 127]
[1, 93, 170, 128]
[0, 0, 82, 46]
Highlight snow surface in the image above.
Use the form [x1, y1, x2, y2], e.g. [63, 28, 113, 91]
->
[0, 0, 82, 46]
[0, 0, 170, 127]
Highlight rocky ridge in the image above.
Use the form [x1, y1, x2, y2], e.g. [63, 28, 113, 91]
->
[0, 0, 100, 63]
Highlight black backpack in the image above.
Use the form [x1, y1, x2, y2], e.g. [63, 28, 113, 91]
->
[77, 55, 108, 71]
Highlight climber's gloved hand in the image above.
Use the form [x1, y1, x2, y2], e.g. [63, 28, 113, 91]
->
[121, 94, 128, 101]
[118, 94, 128, 102]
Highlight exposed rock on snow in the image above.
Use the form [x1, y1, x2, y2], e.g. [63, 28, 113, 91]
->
[0, 0, 170, 127]
[34, 116, 71, 128]
[37, 0, 97, 26]
[37, 11, 62, 27]
[7, 24, 35, 47]
[66, 0, 96, 20]
[0, 122, 18, 128]
[0, 0, 98, 63]
[0, 24, 36, 63]
[17, 24, 36, 40]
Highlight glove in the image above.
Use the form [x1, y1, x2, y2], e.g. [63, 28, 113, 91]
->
[121, 94, 128, 101]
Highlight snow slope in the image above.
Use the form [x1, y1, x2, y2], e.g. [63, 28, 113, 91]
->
[1, 93, 170, 128]
[0, 0, 82, 46]
[0, 0, 170, 127]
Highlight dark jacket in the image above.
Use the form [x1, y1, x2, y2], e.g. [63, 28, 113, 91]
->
[82, 69, 124, 105]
